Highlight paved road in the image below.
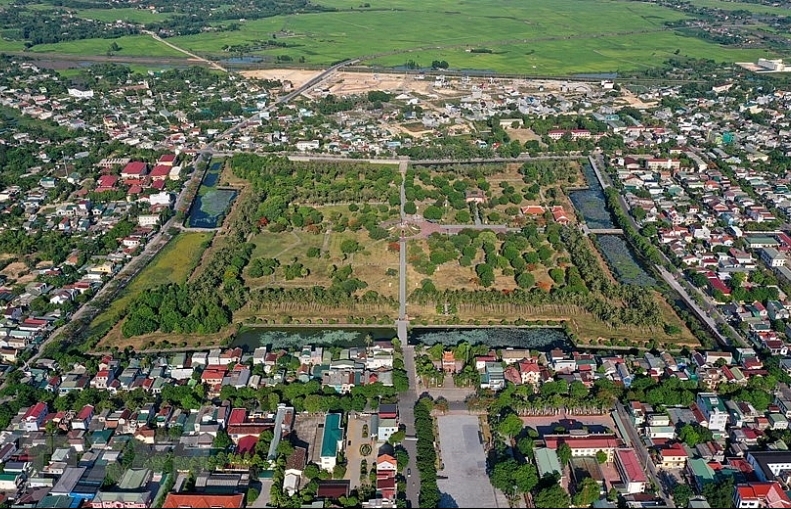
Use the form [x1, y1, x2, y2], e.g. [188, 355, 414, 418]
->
[615, 402, 675, 507]
[142, 31, 228, 73]
[398, 159, 408, 323]
[208, 152, 583, 165]
[399, 345, 421, 508]
[655, 265, 734, 347]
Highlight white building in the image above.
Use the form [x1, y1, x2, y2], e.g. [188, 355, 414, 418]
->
[138, 215, 159, 227]
[67, 88, 94, 99]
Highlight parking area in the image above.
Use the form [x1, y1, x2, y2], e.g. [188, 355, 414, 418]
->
[346, 412, 377, 489]
[436, 415, 508, 508]
[292, 413, 326, 465]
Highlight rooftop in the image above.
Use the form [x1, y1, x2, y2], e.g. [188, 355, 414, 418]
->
[321, 413, 343, 458]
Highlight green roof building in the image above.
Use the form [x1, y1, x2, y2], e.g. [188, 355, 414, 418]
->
[320, 413, 344, 472]
[534, 447, 563, 480]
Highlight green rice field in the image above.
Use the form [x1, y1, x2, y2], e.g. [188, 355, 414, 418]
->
[8, 0, 789, 75]
[28, 34, 186, 58]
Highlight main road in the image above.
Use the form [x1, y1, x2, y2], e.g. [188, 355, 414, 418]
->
[615, 402, 675, 507]
[398, 344, 422, 508]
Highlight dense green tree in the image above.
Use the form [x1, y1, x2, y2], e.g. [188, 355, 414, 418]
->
[534, 484, 570, 508]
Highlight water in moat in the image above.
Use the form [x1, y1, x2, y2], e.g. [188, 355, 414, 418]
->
[568, 162, 615, 229]
[232, 326, 571, 351]
[186, 161, 237, 228]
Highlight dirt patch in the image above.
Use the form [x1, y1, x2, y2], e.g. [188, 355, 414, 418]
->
[1, 261, 34, 284]
[239, 69, 322, 89]
[326, 71, 436, 96]
[505, 127, 542, 144]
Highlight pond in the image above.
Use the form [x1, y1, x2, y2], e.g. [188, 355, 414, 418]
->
[597, 235, 656, 287]
[568, 163, 615, 229]
[186, 162, 237, 228]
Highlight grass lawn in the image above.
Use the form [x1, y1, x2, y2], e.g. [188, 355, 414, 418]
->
[28, 35, 188, 58]
[89, 232, 212, 335]
[570, 294, 699, 348]
[75, 8, 170, 23]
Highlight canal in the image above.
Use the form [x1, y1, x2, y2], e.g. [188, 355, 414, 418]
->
[186, 160, 238, 228]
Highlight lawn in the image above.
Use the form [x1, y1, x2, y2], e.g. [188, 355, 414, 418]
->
[160, 0, 782, 73]
[75, 8, 170, 23]
[28, 34, 188, 58]
[89, 232, 213, 335]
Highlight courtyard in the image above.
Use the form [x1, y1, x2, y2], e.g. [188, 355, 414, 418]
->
[435, 415, 508, 508]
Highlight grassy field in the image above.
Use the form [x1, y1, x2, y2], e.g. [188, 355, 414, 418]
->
[161, 0, 779, 73]
[246, 229, 400, 299]
[28, 35, 188, 58]
[75, 8, 170, 23]
[89, 232, 213, 336]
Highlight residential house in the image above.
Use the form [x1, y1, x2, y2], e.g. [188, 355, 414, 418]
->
[320, 413, 344, 472]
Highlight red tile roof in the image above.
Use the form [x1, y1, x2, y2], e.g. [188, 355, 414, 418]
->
[616, 448, 647, 483]
[228, 408, 247, 426]
[162, 493, 244, 508]
[122, 161, 148, 176]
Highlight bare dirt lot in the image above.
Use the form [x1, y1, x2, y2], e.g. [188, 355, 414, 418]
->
[240, 69, 322, 89]
[1, 261, 35, 285]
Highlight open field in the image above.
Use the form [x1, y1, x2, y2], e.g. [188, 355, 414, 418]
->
[75, 8, 170, 23]
[90, 232, 213, 338]
[28, 35, 188, 58]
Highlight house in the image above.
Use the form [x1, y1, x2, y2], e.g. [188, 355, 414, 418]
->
[696, 392, 729, 432]
[437, 351, 463, 373]
[377, 417, 398, 443]
[377, 454, 397, 472]
[615, 448, 647, 494]
[543, 434, 621, 462]
[465, 190, 486, 204]
[72, 405, 94, 430]
[762, 246, 788, 268]
[658, 443, 688, 469]
[320, 413, 344, 471]
[149, 165, 171, 181]
[733, 482, 791, 509]
[551, 206, 570, 225]
[162, 493, 244, 508]
[0, 472, 23, 494]
[120, 162, 148, 179]
[534, 448, 564, 481]
[23, 402, 48, 432]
